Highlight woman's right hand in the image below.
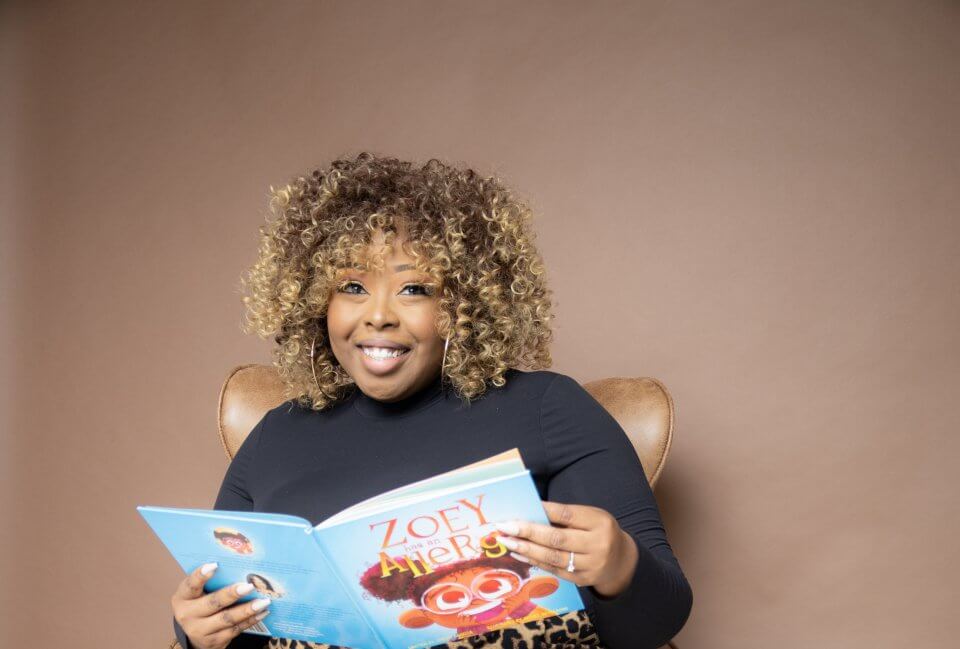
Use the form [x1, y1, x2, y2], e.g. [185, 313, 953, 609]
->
[171, 562, 272, 649]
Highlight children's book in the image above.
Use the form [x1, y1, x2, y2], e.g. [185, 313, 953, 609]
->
[138, 448, 585, 649]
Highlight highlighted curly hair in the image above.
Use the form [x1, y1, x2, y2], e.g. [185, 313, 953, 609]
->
[240, 152, 555, 411]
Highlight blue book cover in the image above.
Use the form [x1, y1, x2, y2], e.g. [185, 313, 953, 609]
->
[138, 448, 585, 649]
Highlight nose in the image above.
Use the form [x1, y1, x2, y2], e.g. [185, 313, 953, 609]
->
[363, 286, 400, 329]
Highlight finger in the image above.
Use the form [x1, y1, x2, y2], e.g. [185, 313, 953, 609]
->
[501, 533, 594, 574]
[175, 562, 219, 601]
[494, 519, 591, 554]
[196, 588, 272, 637]
[207, 601, 272, 645]
[541, 501, 604, 530]
[196, 580, 261, 617]
[509, 551, 587, 586]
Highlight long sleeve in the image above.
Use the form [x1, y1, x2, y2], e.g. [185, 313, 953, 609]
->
[173, 418, 270, 649]
[540, 374, 693, 649]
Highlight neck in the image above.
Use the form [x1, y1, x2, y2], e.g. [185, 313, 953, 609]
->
[352, 373, 444, 418]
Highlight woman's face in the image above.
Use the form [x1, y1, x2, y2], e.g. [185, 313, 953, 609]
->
[326, 230, 446, 402]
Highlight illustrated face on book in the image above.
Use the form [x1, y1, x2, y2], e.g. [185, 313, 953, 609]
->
[402, 563, 559, 632]
[362, 554, 560, 635]
[326, 225, 446, 403]
[247, 573, 284, 598]
[213, 527, 253, 554]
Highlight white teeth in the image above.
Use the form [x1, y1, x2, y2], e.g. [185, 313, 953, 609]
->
[361, 346, 407, 359]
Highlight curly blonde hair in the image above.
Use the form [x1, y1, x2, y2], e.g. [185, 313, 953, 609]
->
[240, 152, 555, 411]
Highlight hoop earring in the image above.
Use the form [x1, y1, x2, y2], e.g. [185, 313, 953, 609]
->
[309, 332, 322, 393]
[440, 334, 450, 386]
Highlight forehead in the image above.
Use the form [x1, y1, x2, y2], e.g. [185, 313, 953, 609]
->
[338, 241, 428, 274]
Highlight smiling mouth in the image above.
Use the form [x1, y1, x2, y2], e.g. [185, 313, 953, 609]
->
[355, 345, 412, 375]
[357, 345, 411, 359]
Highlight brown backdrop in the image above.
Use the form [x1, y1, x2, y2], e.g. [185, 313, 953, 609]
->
[3, 1, 958, 647]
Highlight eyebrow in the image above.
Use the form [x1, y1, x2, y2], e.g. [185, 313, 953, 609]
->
[341, 263, 417, 273]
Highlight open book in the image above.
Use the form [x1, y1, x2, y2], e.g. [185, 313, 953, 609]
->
[138, 448, 584, 649]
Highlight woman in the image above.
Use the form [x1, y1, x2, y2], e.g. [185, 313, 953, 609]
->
[169, 153, 692, 649]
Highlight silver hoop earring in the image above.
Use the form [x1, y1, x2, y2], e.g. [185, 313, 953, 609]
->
[309, 332, 322, 393]
[440, 334, 450, 384]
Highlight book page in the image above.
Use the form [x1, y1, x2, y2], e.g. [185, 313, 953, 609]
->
[313, 470, 584, 649]
[138, 506, 384, 648]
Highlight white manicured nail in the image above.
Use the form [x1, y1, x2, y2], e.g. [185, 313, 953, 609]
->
[494, 521, 520, 536]
[251, 598, 271, 611]
[200, 562, 218, 575]
[236, 583, 254, 595]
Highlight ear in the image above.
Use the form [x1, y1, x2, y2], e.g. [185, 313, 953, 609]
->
[398, 607, 435, 629]
[522, 576, 559, 599]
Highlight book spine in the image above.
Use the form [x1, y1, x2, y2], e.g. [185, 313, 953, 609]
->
[309, 528, 389, 649]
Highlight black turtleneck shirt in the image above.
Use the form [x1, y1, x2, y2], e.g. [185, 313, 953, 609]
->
[173, 369, 692, 649]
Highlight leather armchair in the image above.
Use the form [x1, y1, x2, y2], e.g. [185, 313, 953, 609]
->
[169, 364, 679, 649]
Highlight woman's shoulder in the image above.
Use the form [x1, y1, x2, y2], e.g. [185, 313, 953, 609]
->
[494, 368, 588, 404]
[512, 369, 613, 420]
[503, 367, 565, 387]
[253, 395, 345, 431]
[504, 368, 585, 393]
[266, 397, 315, 419]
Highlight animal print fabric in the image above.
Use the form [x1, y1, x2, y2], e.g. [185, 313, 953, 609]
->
[264, 609, 606, 649]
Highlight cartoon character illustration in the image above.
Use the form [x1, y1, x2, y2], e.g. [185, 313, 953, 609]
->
[360, 550, 559, 640]
[246, 573, 285, 598]
[213, 527, 254, 555]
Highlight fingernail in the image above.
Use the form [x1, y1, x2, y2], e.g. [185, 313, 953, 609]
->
[494, 521, 520, 535]
[236, 583, 254, 595]
[510, 551, 529, 563]
[255, 610, 270, 620]
[500, 537, 519, 550]
[200, 562, 218, 575]
[251, 598, 271, 611]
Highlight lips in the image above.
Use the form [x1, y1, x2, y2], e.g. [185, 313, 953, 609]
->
[355, 339, 411, 350]
[356, 344, 411, 376]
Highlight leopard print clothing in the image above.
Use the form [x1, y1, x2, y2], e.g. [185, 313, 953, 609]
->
[264, 609, 606, 649]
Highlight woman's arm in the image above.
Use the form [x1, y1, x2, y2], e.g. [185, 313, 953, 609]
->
[173, 417, 270, 649]
[539, 373, 693, 649]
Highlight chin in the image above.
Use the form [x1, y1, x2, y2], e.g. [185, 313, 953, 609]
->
[356, 377, 408, 400]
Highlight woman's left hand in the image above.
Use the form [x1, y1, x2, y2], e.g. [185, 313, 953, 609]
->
[493, 500, 640, 598]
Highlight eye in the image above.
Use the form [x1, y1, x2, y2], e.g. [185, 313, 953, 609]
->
[336, 282, 435, 296]
[470, 569, 521, 601]
[436, 590, 470, 610]
[401, 283, 435, 297]
[474, 577, 515, 600]
[421, 582, 473, 614]
[337, 281, 365, 295]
